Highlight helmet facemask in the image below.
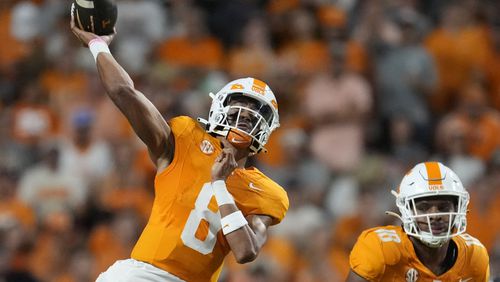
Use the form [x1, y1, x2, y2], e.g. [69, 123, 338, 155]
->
[396, 193, 469, 248]
[205, 93, 278, 153]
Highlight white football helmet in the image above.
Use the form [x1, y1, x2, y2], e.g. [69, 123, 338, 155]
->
[198, 77, 280, 154]
[391, 162, 469, 247]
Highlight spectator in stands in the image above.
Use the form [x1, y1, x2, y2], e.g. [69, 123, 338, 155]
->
[425, 4, 491, 114]
[375, 9, 438, 145]
[18, 143, 85, 222]
[59, 109, 113, 192]
[440, 80, 500, 162]
[303, 42, 372, 173]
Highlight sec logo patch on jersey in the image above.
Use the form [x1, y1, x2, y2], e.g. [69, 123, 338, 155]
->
[200, 140, 215, 155]
[405, 268, 418, 282]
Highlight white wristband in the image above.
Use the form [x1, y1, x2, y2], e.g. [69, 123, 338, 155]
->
[221, 211, 248, 235]
[212, 180, 235, 206]
[89, 37, 110, 61]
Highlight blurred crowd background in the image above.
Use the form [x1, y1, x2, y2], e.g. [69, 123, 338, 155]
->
[1, 0, 500, 281]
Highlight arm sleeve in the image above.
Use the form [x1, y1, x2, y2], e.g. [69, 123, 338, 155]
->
[473, 244, 490, 282]
[483, 264, 490, 282]
[233, 181, 289, 225]
[255, 188, 289, 225]
[349, 230, 386, 282]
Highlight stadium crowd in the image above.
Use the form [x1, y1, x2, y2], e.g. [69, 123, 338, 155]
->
[0, 0, 499, 281]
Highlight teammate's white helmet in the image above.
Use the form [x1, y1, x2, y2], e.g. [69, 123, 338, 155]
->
[393, 162, 469, 247]
[199, 77, 280, 154]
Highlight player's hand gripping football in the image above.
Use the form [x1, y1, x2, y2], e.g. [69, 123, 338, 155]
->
[211, 139, 241, 182]
[70, 4, 115, 47]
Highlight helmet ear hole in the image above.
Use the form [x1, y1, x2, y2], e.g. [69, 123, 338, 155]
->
[215, 113, 224, 123]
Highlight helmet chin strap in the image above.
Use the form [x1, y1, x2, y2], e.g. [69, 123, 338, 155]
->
[414, 232, 448, 248]
[386, 191, 405, 222]
[197, 117, 209, 129]
[385, 210, 403, 221]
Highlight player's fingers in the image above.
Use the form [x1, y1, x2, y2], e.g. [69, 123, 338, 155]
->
[219, 150, 235, 168]
[214, 152, 223, 163]
[230, 154, 238, 168]
[222, 148, 233, 157]
[220, 151, 231, 164]
[70, 30, 87, 47]
[70, 3, 75, 29]
[70, 28, 88, 47]
[70, 23, 83, 38]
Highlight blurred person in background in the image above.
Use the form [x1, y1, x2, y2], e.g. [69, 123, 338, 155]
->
[387, 115, 428, 169]
[492, 240, 500, 281]
[70, 7, 288, 282]
[226, 15, 277, 80]
[318, 4, 369, 76]
[375, 8, 438, 147]
[438, 80, 500, 163]
[113, 0, 167, 75]
[0, 0, 33, 72]
[302, 41, 372, 221]
[155, 5, 223, 83]
[347, 162, 490, 281]
[59, 109, 113, 193]
[10, 82, 58, 150]
[425, 3, 491, 115]
[303, 42, 372, 174]
[277, 8, 328, 80]
[434, 112, 485, 187]
[224, 235, 298, 282]
[467, 150, 500, 252]
[329, 184, 393, 280]
[88, 211, 142, 277]
[484, 18, 500, 111]
[0, 168, 37, 282]
[0, 110, 33, 175]
[53, 250, 94, 282]
[18, 143, 85, 223]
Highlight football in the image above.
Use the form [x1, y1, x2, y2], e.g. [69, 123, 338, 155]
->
[72, 0, 117, 35]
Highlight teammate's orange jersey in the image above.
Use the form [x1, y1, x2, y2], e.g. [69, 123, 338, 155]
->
[131, 116, 289, 282]
[349, 225, 490, 282]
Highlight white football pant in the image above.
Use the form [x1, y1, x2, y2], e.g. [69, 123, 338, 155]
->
[96, 259, 186, 282]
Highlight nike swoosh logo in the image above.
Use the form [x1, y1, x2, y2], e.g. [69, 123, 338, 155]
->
[459, 278, 472, 282]
[249, 182, 263, 191]
[231, 138, 247, 144]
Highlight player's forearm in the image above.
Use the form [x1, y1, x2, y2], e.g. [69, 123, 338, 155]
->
[219, 205, 262, 263]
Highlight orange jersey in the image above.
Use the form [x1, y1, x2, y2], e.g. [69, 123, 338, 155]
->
[350, 226, 490, 282]
[131, 116, 289, 282]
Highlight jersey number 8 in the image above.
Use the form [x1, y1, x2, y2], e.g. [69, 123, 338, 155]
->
[181, 183, 222, 254]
